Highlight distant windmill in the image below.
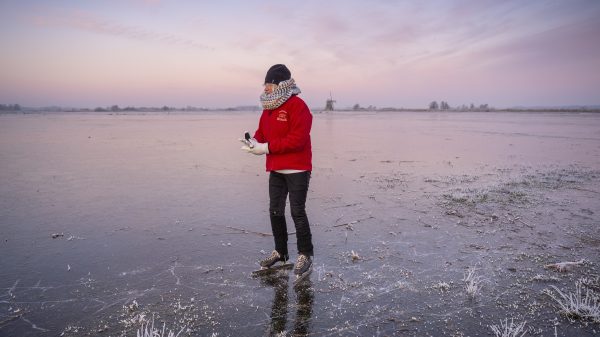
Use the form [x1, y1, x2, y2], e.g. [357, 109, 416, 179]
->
[324, 92, 336, 111]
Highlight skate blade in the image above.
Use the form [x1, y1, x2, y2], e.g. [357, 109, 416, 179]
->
[251, 263, 293, 277]
[293, 265, 313, 286]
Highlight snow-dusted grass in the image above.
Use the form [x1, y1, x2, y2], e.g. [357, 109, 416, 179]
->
[546, 282, 600, 323]
[489, 318, 527, 337]
[463, 267, 483, 298]
[136, 317, 184, 337]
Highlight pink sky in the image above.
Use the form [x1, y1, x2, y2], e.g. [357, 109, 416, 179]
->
[1, 0, 599, 109]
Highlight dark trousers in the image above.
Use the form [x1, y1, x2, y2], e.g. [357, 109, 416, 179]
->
[269, 171, 313, 259]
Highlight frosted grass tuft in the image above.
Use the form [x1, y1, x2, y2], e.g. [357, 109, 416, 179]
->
[546, 281, 600, 323]
[136, 316, 185, 337]
[489, 318, 527, 337]
[463, 267, 483, 298]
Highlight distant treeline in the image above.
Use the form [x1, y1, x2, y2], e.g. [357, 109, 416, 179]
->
[429, 101, 490, 111]
[0, 104, 21, 111]
[0, 104, 261, 113]
[92, 105, 210, 112]
[346, 101, 600, 113]
[2, 103, 599, 113]
[92, 105, 261, 112]
[349, 101, 493, 112]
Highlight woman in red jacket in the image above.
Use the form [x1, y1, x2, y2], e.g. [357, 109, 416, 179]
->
[241, 64, 313, 279]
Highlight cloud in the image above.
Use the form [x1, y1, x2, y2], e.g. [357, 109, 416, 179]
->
[462, 16, 600, 71]
[269, 1, 520, 69]
[31, 10, 212, 50]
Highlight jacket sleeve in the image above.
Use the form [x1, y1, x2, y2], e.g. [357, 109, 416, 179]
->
[253, 111, 267, 143]
[268, 101, 312, 154]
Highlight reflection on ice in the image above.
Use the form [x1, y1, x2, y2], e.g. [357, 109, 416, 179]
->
[259, 272, 314, 337]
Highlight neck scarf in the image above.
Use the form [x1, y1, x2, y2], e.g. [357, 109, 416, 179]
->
[260, 78, 301, 110]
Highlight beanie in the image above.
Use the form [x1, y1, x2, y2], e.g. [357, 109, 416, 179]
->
[264, 64, 291, 85]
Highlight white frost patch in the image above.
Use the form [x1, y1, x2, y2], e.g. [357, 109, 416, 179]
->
[119, 268, 150, 277]
[531, 274, 560, 282]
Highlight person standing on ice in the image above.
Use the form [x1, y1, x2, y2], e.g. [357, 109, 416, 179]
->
[240, 64, 314, 279]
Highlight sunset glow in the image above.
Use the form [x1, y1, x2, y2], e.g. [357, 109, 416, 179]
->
[1, 0, 599, 108]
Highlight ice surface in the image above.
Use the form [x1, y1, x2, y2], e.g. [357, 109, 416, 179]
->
[1, 111, 599, 336]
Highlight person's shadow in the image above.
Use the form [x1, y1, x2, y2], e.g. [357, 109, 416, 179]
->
[260, 273, 314, 336]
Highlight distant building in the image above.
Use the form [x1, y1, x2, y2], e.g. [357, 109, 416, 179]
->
[324, 92, 336, 111]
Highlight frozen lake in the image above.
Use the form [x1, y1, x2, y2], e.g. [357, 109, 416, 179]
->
[1, 111, 599, 336]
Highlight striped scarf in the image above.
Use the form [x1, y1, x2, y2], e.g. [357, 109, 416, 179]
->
[260, 78, 301, 110]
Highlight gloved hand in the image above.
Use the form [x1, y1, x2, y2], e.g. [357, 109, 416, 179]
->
[240, 138, 269, 155]
[239, 137, 253, 149]
[239, 131, 254, 148]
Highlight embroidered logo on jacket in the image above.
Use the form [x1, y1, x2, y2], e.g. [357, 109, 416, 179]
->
[276, 110, 288, 122]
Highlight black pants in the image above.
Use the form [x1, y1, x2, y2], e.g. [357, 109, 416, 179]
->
[269, 171, 313, 259]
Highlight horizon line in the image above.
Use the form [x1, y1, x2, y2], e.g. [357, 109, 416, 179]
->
[3, 103, 600, 111]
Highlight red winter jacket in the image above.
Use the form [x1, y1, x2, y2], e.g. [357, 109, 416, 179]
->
[254, 95, 312, 172]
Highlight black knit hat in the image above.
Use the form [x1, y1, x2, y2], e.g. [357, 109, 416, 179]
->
[264, 64, 291, 85]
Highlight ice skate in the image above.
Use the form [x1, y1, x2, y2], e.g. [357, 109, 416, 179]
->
[252, 250, 292, 277]
[293, 254, 312, 286]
